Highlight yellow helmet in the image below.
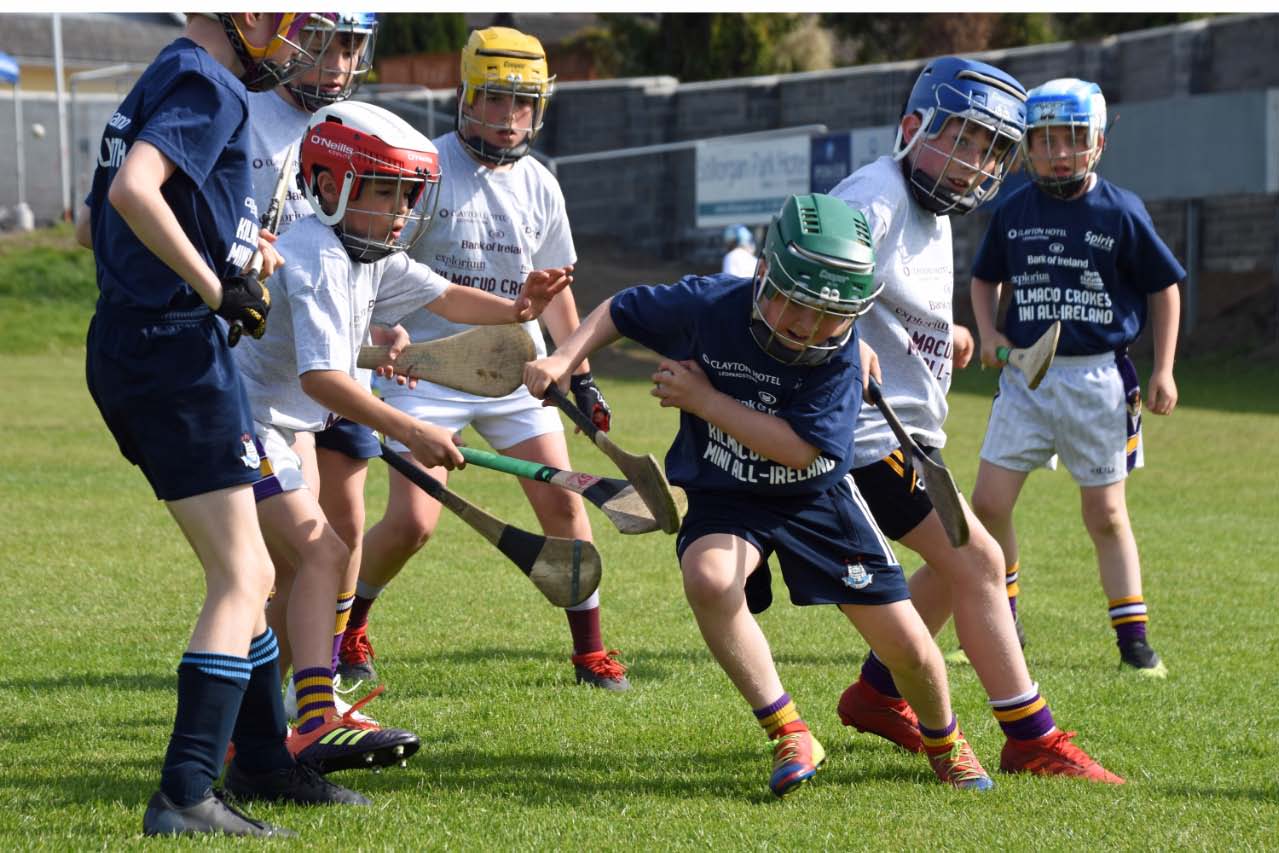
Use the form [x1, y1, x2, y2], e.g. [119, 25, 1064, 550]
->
[456, 27, 555, 165]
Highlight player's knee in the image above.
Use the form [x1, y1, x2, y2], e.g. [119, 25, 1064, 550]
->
[968, 489, 1007, 525]
[1082, 502, 1128, 539]
[873, 633, 936, 678]
[327, 514, 364, 552]
[681, 563, 738, 608]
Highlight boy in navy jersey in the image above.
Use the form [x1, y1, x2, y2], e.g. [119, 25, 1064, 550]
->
[969, 78, 1184, 677]
[78, 13, 370, 838]
[526, 194, 996, 798]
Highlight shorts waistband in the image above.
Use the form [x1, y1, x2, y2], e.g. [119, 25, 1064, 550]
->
[1051, 352, 1117, 369]
[95, 300, 214, 327]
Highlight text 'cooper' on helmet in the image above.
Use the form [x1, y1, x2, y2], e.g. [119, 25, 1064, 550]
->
[456, 26, 555, 166]
[212, 13, 338, 93]
[286, 13, 379, 113]
[750, 193, 882, 366]
[300, 101, 443, 263]
[893, 55, 1028, 216]
[1022, 77, 1107, 199]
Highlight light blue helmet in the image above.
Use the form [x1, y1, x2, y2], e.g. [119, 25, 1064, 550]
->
[1022, 77, 1107, 199]
[723, 224, 753, 249]
[286, 12, 379, 112]
[894, 56, 1027, 216]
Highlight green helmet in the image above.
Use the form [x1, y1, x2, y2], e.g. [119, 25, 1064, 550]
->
[750, 193, 880, 366]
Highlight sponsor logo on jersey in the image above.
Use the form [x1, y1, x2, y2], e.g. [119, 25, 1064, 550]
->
[758, 391, 777, 405]
[1049, 242, 1065, 254]
[1084, 230, 1115, 251]
[1006, 226, 1068, 241]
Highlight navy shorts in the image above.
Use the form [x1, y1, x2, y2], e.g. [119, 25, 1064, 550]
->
[675, 476, 907, 607]
[851, 444, 948, 541]
[315, 417, 381, 460]
[85, 304, 260, 502]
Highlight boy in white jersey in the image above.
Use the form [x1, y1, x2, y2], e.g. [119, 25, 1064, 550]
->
[232, 100, 571, 778]
[829, 57, 1121, 782]
[968, 79, 1183, 677]
[245, 12, 410, 724]
[341, 26, 629, 691]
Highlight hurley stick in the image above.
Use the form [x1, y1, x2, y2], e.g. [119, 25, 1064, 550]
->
[380, 446, 601, 607]
[544, 386, 683, 535]
[229, 141, 296, 347]
[866, 378, 970, 548]
[459, 446, 660, 535]
[996, 320, 1061, 391]
[358, 325, 534, 397]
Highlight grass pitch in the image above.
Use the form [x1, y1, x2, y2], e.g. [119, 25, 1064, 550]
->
[0, 229, 1276, 849]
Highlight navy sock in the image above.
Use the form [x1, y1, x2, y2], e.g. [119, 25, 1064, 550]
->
[159, 653, 249, 807]
[230, 629, 293, 774]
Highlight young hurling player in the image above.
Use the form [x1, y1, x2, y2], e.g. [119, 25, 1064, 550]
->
[526, 193, 999, 797]
[968, 78, 1183, 677]
[79, 12, 371, 838]
[828, 57, 1122, 782]
[233, 101, 571, 776]
[341, 27, 629, 691]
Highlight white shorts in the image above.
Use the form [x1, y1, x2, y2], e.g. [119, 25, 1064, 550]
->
[252, 422, 309, 501]
[378, 382, 563, 453]
[979, 352, 1143, 488]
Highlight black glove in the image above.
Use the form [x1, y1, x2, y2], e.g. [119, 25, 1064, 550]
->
[218, 272, 272, 345]
[570, 371, 611, 432]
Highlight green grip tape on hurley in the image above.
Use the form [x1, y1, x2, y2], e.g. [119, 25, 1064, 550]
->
[460, 447, 554, 483]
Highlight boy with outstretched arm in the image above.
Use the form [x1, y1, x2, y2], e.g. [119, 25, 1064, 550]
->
[526, 193, 995, 797]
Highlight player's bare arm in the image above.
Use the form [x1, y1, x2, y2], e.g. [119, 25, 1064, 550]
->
[426, 266, 572, 325]
[953, 324, 975, 370]
[540, 276, 593, 376]
[107, 140, 224, 308]
[523, 297, 622, 398]
[654, 358, 821, 471]
[75, 204, 93, 250]
[970, 275, 1012, 367]
[299, 369, 464, 468]
[1146, 284, 1180, 415]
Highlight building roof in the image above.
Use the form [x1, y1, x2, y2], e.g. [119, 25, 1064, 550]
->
[0, 13, 182, 67]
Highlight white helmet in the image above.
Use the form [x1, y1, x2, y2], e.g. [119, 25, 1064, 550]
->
[300, 101, 442, 262]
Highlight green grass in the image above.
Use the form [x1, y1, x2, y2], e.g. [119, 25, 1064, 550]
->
[1, 229, 1277, 848]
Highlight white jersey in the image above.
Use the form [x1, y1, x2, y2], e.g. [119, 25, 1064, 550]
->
[399, 132, 576, 401]
[233, 216, 449, 432]
[246, 90, 313, 234]
[829, 155, 956, 466]
[721, 246, 757, 278]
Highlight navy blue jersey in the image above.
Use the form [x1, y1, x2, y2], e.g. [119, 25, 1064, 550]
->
[972, 177, 1186, 355]
[88, 38, 260, 313]
[610, 275, 862, 498]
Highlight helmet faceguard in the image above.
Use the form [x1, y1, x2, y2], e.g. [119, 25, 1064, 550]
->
[300, 102, 442, 263]
[1022, 78, 1107, 200]
[214, 13, 338, 93]
[455, 27, 555, 166]
[750, 194, 881, 367]
[894, 57, 1027, 216]
[286, 13, 378, 113]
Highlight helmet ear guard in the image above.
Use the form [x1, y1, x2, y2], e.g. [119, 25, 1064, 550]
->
[750, 194, 880, 366]
[893, 57, 1027, 216]
[455, 27, 555, 166]
[300, 101, 442, 262]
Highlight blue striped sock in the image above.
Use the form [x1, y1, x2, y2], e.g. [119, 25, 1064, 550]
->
[231, 629, 293, 773]
[160, 653, 249, 806]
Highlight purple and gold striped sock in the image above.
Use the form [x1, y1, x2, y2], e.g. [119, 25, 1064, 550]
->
[332, 589, 355, 673]
[753, 693, 802, 739]
[1005, 560, 1020, 618]
[1110, 596, 1148, 645]
[860, 651, 901, 699]
[293, 666, 335, 735]
[919, 715, 959, 756]
[991, 685, 1056, 741]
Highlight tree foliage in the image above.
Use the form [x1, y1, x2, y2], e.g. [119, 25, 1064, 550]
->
[376, 13, 468, 58]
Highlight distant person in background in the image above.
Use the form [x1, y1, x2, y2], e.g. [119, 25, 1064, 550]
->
[968, 78, 1183, 678]
[721, 224, 758, 277]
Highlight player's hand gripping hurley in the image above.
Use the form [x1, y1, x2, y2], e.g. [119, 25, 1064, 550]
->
[379, 445, 601, 607]
[866, 377, 970, 547]
[458, 447, 661, 535]
[995, 320, 1060, 391]
[226, 143, 295, 347]
[544, 386, 684, 535]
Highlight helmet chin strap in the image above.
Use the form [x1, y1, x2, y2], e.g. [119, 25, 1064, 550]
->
[748, 317, 842, 367]
[460, 132, 530, 166]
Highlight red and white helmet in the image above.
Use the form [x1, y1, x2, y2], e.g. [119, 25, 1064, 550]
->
[300, 101, 442, 262]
